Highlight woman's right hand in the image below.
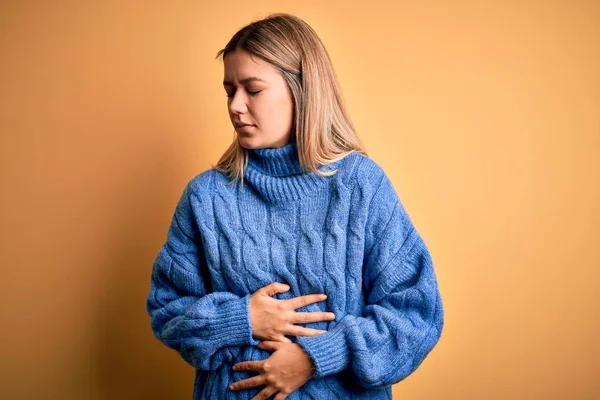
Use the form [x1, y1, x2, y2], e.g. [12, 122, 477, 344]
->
[249, 282, 336, 343]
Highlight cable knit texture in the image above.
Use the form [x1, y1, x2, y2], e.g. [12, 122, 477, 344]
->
[146, 137, 444, 399]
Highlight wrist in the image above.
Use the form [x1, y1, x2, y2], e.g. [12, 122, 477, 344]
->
[295, 343, 316, 375]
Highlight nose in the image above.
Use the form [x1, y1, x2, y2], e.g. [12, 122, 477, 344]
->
[228, 90, 248, 115]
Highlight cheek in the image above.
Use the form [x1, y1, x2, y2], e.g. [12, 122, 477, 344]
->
[257, 96, 292, 127]
[268, 94, 294, 123]
[270, 104, 293, 131]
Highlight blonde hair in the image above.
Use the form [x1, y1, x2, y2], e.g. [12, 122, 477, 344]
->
[213, 12, 367, 186]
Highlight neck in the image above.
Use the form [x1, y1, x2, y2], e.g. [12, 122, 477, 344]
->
[243, 137, 342, 203]
[246, 136, 303, 177]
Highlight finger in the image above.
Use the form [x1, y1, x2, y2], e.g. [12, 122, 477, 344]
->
[290, 311, 336, 324]
[283, 293, 327, 310]
[274, 392, 288, 400]
[276, 335, 292, 343]
[257, 341, 284, 352]
[230, 375, 265, 391]
[252, 386, 278, 400]
[233, 361, 262, 372]
[257, 282, 290, 297]
[286, 326, 328, 337]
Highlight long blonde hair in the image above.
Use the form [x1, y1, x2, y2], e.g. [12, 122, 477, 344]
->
[213, 12, 367, 186]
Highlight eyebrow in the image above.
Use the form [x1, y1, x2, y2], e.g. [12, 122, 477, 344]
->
[222, 76, 267, 86]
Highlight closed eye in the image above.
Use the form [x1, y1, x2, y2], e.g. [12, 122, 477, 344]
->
[225, 90, 262, 98]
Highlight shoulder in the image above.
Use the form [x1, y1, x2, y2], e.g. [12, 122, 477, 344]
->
[343, 153, 402, 216]
[184, 167, 242, 205]
[183, 168, 221, 200]
[342, 152, 388, 190]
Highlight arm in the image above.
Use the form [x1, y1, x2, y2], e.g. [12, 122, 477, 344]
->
[146, 177, 260, 370]
[295, 168, 444, 389]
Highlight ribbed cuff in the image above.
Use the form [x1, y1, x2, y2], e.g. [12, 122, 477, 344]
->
[207, 293, 260, 348]
[296, 321, 349, 378]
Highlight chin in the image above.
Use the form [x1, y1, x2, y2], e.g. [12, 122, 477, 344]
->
[237, 135, 260, 149]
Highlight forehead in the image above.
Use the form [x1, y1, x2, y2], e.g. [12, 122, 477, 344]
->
[222, 50, 278, 83]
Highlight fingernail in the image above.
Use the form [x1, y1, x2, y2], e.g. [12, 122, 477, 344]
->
[321, 294, 327, 299]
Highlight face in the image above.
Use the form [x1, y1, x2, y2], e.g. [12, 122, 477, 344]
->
[223, 49, 294, 149]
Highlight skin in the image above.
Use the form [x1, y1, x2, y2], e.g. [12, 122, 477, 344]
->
[223, 51, 335, 399]
[231, 340, 317, 400]
[223, 49, 294, 149]
[235, 283, 335, 399]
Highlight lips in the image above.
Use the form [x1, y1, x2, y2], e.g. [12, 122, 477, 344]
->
[234, 122, 254, 128]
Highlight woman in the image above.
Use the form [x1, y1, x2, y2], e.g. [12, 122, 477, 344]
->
[146, 12, 443, 400]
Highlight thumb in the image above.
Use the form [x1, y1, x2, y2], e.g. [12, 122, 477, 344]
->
[278, 335, 292, 343]
[258, 282, 290, 297]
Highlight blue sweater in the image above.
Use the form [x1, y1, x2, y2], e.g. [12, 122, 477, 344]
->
[146, 137, 444, 399]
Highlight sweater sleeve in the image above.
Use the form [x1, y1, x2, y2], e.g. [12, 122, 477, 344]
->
[146, 177, 260, 370]
[295, 168, 444, 389]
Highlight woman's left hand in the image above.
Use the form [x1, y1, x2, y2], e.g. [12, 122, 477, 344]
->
[230, 341, 316, 400]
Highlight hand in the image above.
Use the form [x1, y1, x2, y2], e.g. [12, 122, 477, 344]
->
[230, 341, 315, 399]
[249, 282, 336, 343]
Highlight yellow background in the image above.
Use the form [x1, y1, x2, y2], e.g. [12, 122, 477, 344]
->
[1, 1, 598, 399]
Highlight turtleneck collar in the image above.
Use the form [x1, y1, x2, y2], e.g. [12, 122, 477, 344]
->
[244, 137, 344, 203]
[247, 136, 303, 177]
